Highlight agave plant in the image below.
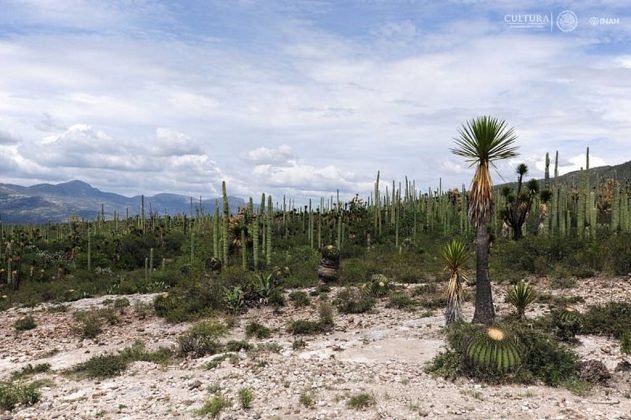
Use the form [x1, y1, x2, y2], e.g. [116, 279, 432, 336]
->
[441, 240, 470, 325]
[223, 286, 244, 314]
[466, 326, 522, 373]
[507, 281, 536, 320]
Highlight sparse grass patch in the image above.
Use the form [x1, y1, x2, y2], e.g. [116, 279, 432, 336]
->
[299, 391, 315, 408]
[225, 340, 252, 352]
[386, 292, 416, 310]
[196, 395, 232, 418]
[334, 287, 374, 314]
[347, 393, 375, 409]
[244, 321, 271, 339]
[68, 341, 172, 379]
[238, 387, 254, 409]
[0, 382, 41, 411]
[178, 321, 228, 358]
[289, 291, 310, 307]
[114, 298, 130, 308]
[11, 363, 51, 380]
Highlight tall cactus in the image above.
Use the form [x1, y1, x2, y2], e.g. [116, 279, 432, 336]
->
[222, 181, 229, 265]
[213, 203, 219, 259]
[266, 195, 272, 266]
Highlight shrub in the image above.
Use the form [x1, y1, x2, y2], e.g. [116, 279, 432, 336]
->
[387, 292, 416, 310]
[73, 312, 103, 339]
[287, 320, 324, 335]
[335, 287, 375, 314]
[318, 302, 334, 328]
[289, 291, 310, 307]
[347, 393, 375, 410]
[196, 395, 232, 418]
[177, 321, 227, 358]
[0, 382, 40, 411]
[620, 331, 631, 355]
[69, 341, 172, 379]
[582, 302, 631, 338]
[114, 298, 130, 308]
[292, 338, 307, 350]
[14, 316, 36, 331]
[245, 321, 271, 339]
[225, 340, 252, 352]
[299, 391, 315, 408]
[238, 387, 254, 409]
[426, 321, 580, 386]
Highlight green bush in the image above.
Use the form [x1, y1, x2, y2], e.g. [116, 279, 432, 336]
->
[289, 291, 310, 307]
[287, 320, 325, 335]
[225, 340, 252, 352]
[347, 393, 375, 410]
[11, 363, 51, 380]
[426, 321, 580, 386]
[196, 395, 232, 418]
[73, 311, 103, 339]
[582, 302, 631, 338]
[386, 292, 416, 309]
[177, 321, 227, 358]
[238, 388, 254, 409]
[334, 287, 375, 314]
[0, 382, 40, 411]
[245, 321, 271, 339]
[69, 341, 172, 379]
[620, 331, 631, 355]
[14, 316, 36, 331]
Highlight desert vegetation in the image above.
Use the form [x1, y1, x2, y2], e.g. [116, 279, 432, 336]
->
[1, 119, 631, 418]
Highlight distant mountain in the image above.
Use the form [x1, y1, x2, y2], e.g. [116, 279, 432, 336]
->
[0, 180, 245, 224]
[497, 159, 631, 191]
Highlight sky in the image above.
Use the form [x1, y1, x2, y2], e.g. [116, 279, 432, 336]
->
[0, 0, 630, 202]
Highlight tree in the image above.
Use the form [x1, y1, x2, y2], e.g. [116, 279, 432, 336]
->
[452, 116, 518, 324]
[500, 164, 539, 240]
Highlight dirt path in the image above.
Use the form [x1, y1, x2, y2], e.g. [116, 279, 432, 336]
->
[1, 278, 631, 419]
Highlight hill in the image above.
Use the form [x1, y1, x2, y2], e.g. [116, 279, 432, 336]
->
[0, 180, 245, 224]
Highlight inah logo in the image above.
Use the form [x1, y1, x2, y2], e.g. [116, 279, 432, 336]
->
[556, 10, 578, 32]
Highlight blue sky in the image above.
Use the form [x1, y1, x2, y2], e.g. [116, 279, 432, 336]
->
[0, 0, 630, 201]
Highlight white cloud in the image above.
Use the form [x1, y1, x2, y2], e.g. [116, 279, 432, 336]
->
[241, 145, 294, 166]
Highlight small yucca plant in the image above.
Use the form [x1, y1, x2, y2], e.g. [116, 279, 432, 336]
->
[441, 240, 470, 325]
[507, 281, 536, 320]
[466, 326, 522, 373]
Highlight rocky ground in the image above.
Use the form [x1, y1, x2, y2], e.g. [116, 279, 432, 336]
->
[1, 277, 631, 420]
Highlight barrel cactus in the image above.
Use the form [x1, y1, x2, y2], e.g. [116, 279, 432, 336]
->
[321, 245, 340, 262]
[555, 306, 582, 341]
[318, 245, 340, 284]
[466, 327, 522, 373]
[364, 274, 389, 297]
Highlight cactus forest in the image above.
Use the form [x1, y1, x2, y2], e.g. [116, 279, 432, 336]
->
[2, 1, 631, 419]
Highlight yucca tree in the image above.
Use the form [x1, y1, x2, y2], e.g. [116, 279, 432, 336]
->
[452, 116, 518, 324]
[507, 280, 536, 320]
[442, 239, 470, 325]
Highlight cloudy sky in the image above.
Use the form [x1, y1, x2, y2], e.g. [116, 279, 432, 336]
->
[1, 1, 630, 202]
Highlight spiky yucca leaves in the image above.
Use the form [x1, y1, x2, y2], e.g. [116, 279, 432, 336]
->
[442, 240, 470, 325]
[452, 116, 519, 228]
[555, 306, 583, 341]
[466, 327, 522, 373]
[507, 281, 536, 320]
[452, 115, 518, 325]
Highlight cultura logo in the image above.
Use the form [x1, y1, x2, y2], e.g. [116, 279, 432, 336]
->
[556, 10, 578, 32]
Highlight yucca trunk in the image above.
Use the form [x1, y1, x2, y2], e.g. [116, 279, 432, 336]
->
[472, 223, 494, 324]
[445, 273, 462, 324]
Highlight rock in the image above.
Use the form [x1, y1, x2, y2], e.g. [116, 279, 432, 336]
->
[578, 360, 611, 384]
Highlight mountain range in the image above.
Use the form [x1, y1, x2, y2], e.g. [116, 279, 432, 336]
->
[0, 180, 245, 224]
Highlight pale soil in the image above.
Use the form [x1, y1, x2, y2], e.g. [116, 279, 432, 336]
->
[1, 277, 631, 420]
